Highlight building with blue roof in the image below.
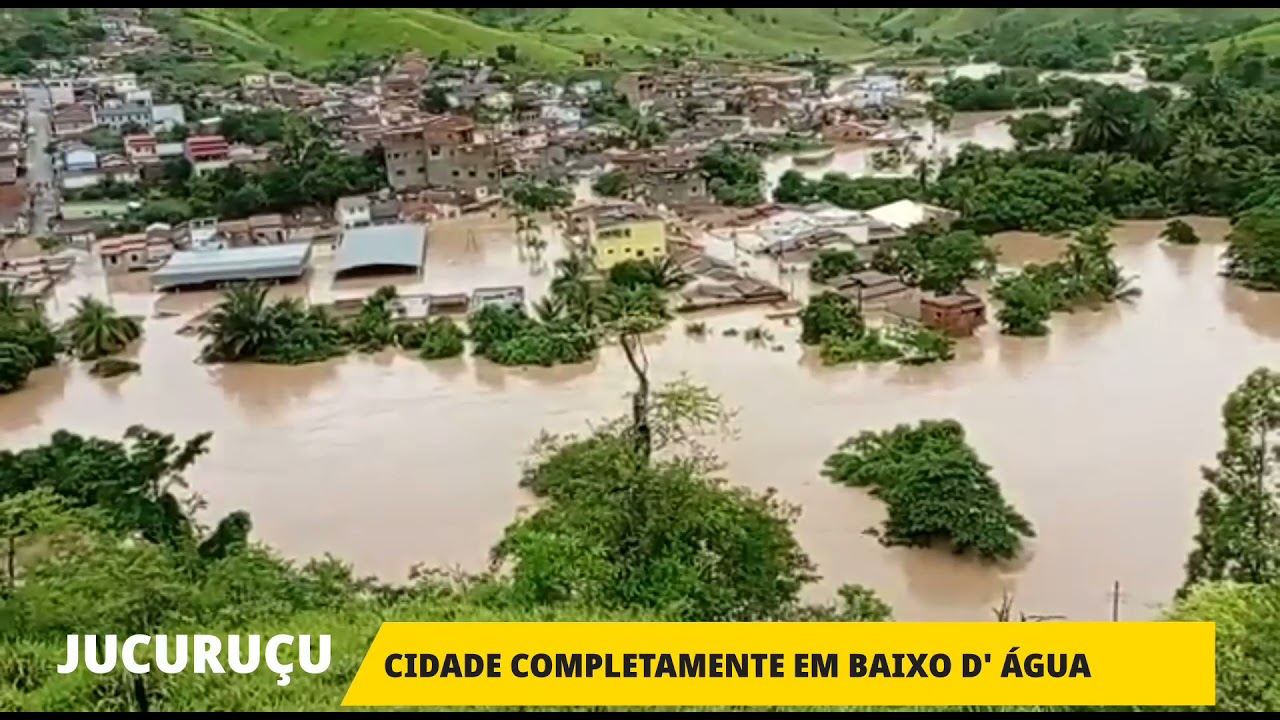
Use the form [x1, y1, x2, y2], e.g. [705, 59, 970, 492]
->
[333, 223, 426, 279]
[150, 243, 312, 292]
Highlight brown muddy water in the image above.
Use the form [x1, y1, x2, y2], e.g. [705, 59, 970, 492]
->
[3, 217, 1279, 622]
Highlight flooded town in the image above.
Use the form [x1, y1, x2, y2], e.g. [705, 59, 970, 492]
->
[3, 7, 1280, 642]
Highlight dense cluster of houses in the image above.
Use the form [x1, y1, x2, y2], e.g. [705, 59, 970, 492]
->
[1, 10, 983, 336]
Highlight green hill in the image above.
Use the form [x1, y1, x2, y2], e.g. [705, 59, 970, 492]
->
[183, 8, 1280, 70]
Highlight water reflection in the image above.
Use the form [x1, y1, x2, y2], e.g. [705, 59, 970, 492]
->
[214, 360, 340, 420]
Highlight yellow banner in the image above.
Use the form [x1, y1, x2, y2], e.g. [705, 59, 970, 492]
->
[341, 622, 1215, 708]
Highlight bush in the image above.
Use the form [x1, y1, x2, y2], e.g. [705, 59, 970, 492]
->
[808, 249, 864, 283]
[799, 291, 863, 345]
[1162, 218, 1201, 245]
[823, 419, 1035, 561]
[418, 317, 466, 360]
[0, 341, 37, 393]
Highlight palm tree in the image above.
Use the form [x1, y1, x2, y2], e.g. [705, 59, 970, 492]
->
[640, 256, 692, 290]
[924, 101, 953, 151]
[1072, 92, 1129, 154]
[61, 296, 142, 361]
[198, 283, 276, 362]
[532, 295, 565, 323]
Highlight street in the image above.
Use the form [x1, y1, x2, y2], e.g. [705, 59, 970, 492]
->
[23, 85, 57, 237]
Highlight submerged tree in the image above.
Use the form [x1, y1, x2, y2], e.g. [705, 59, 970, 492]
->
[1224, 206, 1280, 291]
[1161, 218, 1202, 246]
[61, 296, 142, 361]
[823, 419, 1035, 561]
[1182, 368, 1280, 595]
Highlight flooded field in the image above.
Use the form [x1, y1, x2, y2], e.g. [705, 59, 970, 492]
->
[3, 217, 1278, 622]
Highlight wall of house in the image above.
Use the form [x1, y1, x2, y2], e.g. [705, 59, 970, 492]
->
[385, 135, 428, 191]
[593, 219, 666, 269]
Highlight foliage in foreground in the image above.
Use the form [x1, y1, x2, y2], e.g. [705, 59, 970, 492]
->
[823, 420, 1035, 561]
[1224, 206, 1280, 291]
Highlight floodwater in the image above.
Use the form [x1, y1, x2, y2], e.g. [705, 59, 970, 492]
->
[4, 216, 1279, 622]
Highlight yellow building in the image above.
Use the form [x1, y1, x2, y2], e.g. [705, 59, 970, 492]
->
[588, 206, 667, 269]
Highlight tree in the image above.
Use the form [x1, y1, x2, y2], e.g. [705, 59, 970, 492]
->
[993, 272, 1054, 337]
[700, 145, 764, 207]
[808, 249, 864, 283]
[823, 419, 1035, 561]
[1182, 368, 1280, 594]
[1162, 219, 1202, 245]
[799, 291, 863, 345]
[417, 318, 465, 360]
[494, 382, 816, 620]
[1006, 111, 1065, 150]
[606, 257, 691, 290]
[495, 44, 519, 64]
[774, 169, 815, 204]
[198, 284, 275, 362]
[61, 296, 143, 361]
[924, 101, 954, 149]
[1224, 206, 1280, 290]
[0, 342, 36, 394]
[420, 84, 452, 113]
[592, 169, 633, 198]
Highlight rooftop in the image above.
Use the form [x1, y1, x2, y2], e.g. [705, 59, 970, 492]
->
[593, 205, 663, 229]
[151, 243, 311, 291]
[334, 223, 426, 278]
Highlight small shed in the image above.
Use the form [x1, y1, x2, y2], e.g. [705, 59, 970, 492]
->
[920, 292, 986, 337]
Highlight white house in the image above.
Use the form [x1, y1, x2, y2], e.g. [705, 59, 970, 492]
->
[335, 195, 372, 229]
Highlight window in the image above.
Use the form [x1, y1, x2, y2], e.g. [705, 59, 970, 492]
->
[468, 170, 477, 178]
[395, 169, 405, 176]
[452, 169, 460, 177]
[635, 249, 645, 258]
[430, 145, 441, 156]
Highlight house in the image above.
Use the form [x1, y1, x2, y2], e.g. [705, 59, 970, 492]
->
[586, 204, 667, 269]
[866, 199, 959, 233]
[150, 103, 186, 132]
[124, 133, 157, 161]
[0, 184, 27, 237]
[0, 78, 24, 110]
[471, 285, 525, 312]
[151, 243, 311, 291]
[97, 233, 174, 274]
[184, 135, 230, 163]
[53, 103, 97, 137]
[822, 120, 879, 144]
[370, 198, 402, 226]
[97, 102, 152, 131]
[920, 292, 986, 337]
[335, 195, 372, 229]
[46, 78, 76, 106]
[64, 147, 99, 173]
[831, 269, 914, 309]
[248, 214, 287, 245]
[125, 88, 153, 107]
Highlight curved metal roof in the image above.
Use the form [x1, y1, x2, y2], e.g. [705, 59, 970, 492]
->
[333, 223, 426, 276]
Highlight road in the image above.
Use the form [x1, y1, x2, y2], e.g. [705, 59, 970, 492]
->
[23, 85, 56, 236]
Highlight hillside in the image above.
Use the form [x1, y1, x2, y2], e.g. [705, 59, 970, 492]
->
[182, 8, 1280, 70]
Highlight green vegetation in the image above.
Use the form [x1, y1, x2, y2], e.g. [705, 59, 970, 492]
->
[798, 292, 951, 367]
[799, 291, 863, 346]
[68, 112, 385, 230]
[199, 285, 345, 365]
[1224, 207, 1280, 290]
[1161, 218, 1202, 245]
[508, 178, 574, 213]
[808, 249, 865, 284]
[0, 8, 105, 74]
[870, 222, 996, 294]
[823, 419, 1035, 561]
[416, 318, 466, 360]
[468, 304, 597, 367]
[60, 296, 142, 362]
[775, 171, 919, 210]
[700, 145, 765, 207]
[1183, 368, 1280, 594]
[592, 169, 634, 198]
[932, 71, 1095, 112]
[0, 288, 60, 395]
[993, 223, 1141, 337]
[198, 285, 476, 366]
[1006, 112, 1068, 151]
[183, 9, 888, 70]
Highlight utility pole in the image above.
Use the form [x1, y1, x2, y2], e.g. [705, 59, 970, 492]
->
[1110, 580, 1122, 622]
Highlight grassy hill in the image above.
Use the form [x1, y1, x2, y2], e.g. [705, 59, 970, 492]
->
[183, 8, 1280, 70]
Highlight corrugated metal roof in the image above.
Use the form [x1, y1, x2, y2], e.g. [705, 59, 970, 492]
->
[150, 243, 311, 291]
[334, 223, 426, 276]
